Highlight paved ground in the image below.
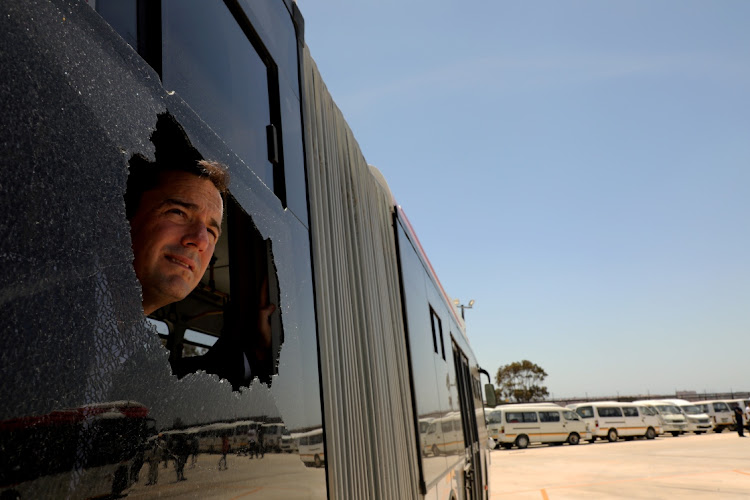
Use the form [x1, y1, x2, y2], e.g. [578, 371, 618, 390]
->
[128, 453, 326, 499]
[488, 431, 750, 499]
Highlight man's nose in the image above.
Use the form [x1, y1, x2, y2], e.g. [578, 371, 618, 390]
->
[181, 222, 210, 252]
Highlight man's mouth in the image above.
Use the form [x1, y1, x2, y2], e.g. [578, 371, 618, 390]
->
[166, 255, 194, 272]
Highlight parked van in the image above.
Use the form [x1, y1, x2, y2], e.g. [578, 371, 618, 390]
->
[658, 399, 713, 434]
[568, 402, 661, 442]
[725, 399, 750, 430]
[633, 400, 689, 436]
[486, 408, 503, 444]
[493, 404, 590, 449]
[693, 400, 734, 432]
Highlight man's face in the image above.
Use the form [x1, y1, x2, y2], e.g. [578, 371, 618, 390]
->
[130, 170, 223, 315]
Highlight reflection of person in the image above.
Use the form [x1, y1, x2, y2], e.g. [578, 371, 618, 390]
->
[172, 433, 190, 481]
[146, 438, 163, 486]
[734, 407, 745, 437]
[218, 436, 230, 470]
[126, 157, 228, 316]
[190, 436, 199, 468]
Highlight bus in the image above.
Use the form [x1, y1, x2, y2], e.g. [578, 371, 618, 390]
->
[0, 1, 492, 498]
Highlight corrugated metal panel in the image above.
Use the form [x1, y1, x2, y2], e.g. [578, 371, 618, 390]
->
[302, 46, 420, 499]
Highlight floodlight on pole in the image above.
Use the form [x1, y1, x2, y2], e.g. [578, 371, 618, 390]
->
[453, 298, 475, 320]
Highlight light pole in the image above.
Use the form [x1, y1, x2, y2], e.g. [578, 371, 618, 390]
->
[453, 299, 475, 320]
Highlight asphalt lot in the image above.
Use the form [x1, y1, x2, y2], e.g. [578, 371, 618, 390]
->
[488, 431, 750, 499]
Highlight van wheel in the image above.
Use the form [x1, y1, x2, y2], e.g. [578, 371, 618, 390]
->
[607, 429, 618, 442]
[567, 433, 580, 445]
[515, 435, 529, 449]
[645, 427, 656, 440]
[670, 431, 680, 437]
[432, 444, 440, 456]
[314, 454, 322, 468]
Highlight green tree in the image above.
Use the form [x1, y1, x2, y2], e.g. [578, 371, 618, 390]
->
[495, 360, 549, 403]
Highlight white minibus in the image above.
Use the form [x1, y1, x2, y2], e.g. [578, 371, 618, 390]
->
[568, 402, 661, 442]
[493, 404, 590, 449]
[633, 401, 688, 436]
[694, 400, 734, 432]
[658, 400, 713, 434]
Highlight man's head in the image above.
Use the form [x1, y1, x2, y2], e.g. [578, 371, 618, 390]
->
[127, 144, 229, 315]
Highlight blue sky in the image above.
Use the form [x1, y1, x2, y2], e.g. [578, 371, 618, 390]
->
[296, 0, 750, 398]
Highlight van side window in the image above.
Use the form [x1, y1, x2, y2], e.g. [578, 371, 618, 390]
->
[622, 407, 639, 417]
[597, 407, 623, 418]
[575, 406, 594, 419]
[487, 411, 502, 424]
[539, 411, 560, 423]
[506, 412, 537, 423]
[563, 411, 580, 421]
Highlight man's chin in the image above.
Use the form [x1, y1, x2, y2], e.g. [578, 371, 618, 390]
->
[154, 278, 199, 307]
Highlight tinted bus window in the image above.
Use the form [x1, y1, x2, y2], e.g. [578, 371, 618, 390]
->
[162, 0, 277, 191]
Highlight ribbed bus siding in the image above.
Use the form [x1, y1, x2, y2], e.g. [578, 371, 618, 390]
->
[303, 48, 420, 498]
[0, 0, 490, 498]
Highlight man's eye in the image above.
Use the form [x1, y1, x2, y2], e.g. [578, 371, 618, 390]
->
[167, 208, 185, 216]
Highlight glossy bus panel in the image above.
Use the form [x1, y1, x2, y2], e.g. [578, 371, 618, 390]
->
[0, 0, 325, 497]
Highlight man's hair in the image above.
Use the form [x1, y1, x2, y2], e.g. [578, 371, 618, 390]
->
[125, 114, 230, 220]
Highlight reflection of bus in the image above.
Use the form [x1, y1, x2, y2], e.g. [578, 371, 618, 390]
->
[177, 420, 260, 454]
[423, 412, 464, 456]
[0, 401, 149, 499]
[280, 429, 298, 453]
[260, 423, 285, 452]
[1, 1, 491, 498]
[294, 429, 325, 468]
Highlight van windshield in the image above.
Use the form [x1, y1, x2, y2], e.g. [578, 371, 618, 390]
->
[681, 405, 701, 415]
[639, 406, 656, 416]
[655, 405, 680, 415]
[487, 411, 503, 424]
[575, 406, 594, 419]
[563, 411, 580, 421]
